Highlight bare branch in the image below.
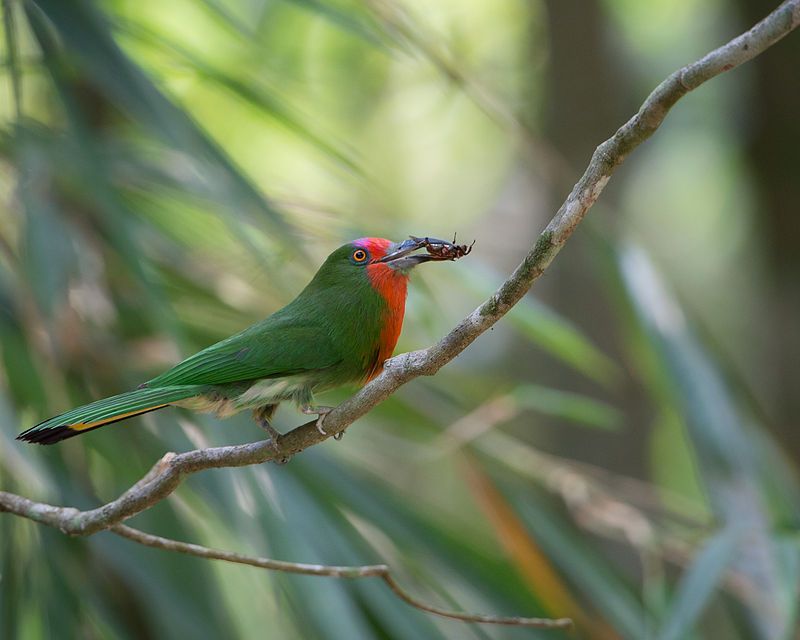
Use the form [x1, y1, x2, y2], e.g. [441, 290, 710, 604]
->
[112, 524, 573, 629]
[3, 0, 796, 533]
[2, 0, 800, 630]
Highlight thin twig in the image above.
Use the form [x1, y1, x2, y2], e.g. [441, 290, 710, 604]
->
[112, 524, 573, 629]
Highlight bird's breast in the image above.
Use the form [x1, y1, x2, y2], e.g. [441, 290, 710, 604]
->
[364, 264, 409, 381]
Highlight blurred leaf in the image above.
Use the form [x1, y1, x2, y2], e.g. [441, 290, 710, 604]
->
[281, 0, 385, 46]
[114, 17, 364, 173]
[615, 243, 792, 638]
[250, 464, 436, 640]
[772, 535, 800, 633]
[92, 531, 236, 639]
[461, 266, 621, 386]
[2, 2, 798, 639]
[194, 0, 259, 40]
[648, 408, 708, 517]
[657, 527, 742, 640]
[617, 245, 753, 478]
[462, 455, 593, 630]
[0, 296, 48, 409]
[434, 385, 622, 461]
[511, 384, 622, 430]
[27, 0, 295, 241]
[22, 11, 182, 337]
[501, 478, 647, 638]
[2, 0, 22, 117]
[294, 452, 557, 632]
[19, 192, 76, 316]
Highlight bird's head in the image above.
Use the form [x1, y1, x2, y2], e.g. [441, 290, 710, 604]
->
[324, 236, 462, 275]
[306, 235, 468, 302]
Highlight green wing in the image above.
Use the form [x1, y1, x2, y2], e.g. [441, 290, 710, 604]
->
[146, 317, 341, 388]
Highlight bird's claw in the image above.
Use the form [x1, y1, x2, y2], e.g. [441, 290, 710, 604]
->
[302, 405, 334, 436]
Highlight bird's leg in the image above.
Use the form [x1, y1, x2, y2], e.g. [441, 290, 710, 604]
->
[253, 405, 290, 464]
[259, 418, 282, 445]
[301, 404, 335, 436]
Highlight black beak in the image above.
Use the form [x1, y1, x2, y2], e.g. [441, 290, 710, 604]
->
[379, 237, 434, 270]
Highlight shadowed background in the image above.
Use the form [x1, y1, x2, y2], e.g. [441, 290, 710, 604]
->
[1, 0, 798, 638]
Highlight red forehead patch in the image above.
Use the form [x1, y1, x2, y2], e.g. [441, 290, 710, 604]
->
[354, 237, 392, 261]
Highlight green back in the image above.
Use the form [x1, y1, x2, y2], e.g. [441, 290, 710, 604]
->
[147, 243, 391, 391]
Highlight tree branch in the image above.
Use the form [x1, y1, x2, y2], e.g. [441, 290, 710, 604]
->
[111, 524, 573, 629]
[2, 0, 799, 629]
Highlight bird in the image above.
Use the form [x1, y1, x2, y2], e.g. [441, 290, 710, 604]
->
[17, 236, 462, 446]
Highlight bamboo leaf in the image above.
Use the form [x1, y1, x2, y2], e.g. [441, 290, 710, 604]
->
[657, 527, 742, 640]
[511, 384, 622, 430]
[281, 0, 385, 46]
[461, 266, 621, 386]
[462, 456, 590, 627]
[2, 0, 22, 117]
[507, 484, 646, 637]
[27, 0, 294, 240]
[114, 17, 363, 173]
[615, 243, 792, 637]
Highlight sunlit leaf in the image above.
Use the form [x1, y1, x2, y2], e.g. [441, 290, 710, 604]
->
[113, 17, 364, 172]
[28, 0, 294, 240]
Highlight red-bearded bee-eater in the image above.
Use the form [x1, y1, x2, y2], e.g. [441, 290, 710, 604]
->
[18, 236, 466, 445]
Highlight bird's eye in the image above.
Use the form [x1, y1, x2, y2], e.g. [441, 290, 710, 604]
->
[352, 249, 368, 263]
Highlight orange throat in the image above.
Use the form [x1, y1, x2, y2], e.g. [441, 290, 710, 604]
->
[365, 262, 409, 381]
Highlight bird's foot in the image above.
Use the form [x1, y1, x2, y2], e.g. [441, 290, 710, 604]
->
[259, 419, 291, 464]
[301, 405, 334, 436]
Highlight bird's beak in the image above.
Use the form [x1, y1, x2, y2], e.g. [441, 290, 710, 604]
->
[379, 238, 432, 270]
[379, 235, 474, 271]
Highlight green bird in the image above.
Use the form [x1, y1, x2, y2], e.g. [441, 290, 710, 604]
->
[18, 236, 462, 445]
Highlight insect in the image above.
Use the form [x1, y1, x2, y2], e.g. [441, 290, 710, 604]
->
[408, 234, 475, 261]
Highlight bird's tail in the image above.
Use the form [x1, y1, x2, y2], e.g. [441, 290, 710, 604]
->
[17, 385, 204, 445]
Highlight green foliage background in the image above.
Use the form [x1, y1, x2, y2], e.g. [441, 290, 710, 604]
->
[1, 0, 798, 638]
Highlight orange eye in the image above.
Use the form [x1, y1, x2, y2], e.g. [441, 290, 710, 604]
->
[352, 249, 368, 263]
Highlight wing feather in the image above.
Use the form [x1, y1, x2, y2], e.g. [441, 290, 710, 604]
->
[147, 317, 341, 388]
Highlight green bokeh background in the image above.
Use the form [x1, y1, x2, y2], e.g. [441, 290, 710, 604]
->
[1, 0, 799, 638]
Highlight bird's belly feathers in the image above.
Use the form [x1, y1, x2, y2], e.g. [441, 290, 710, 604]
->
[174, 376, 311, 418]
